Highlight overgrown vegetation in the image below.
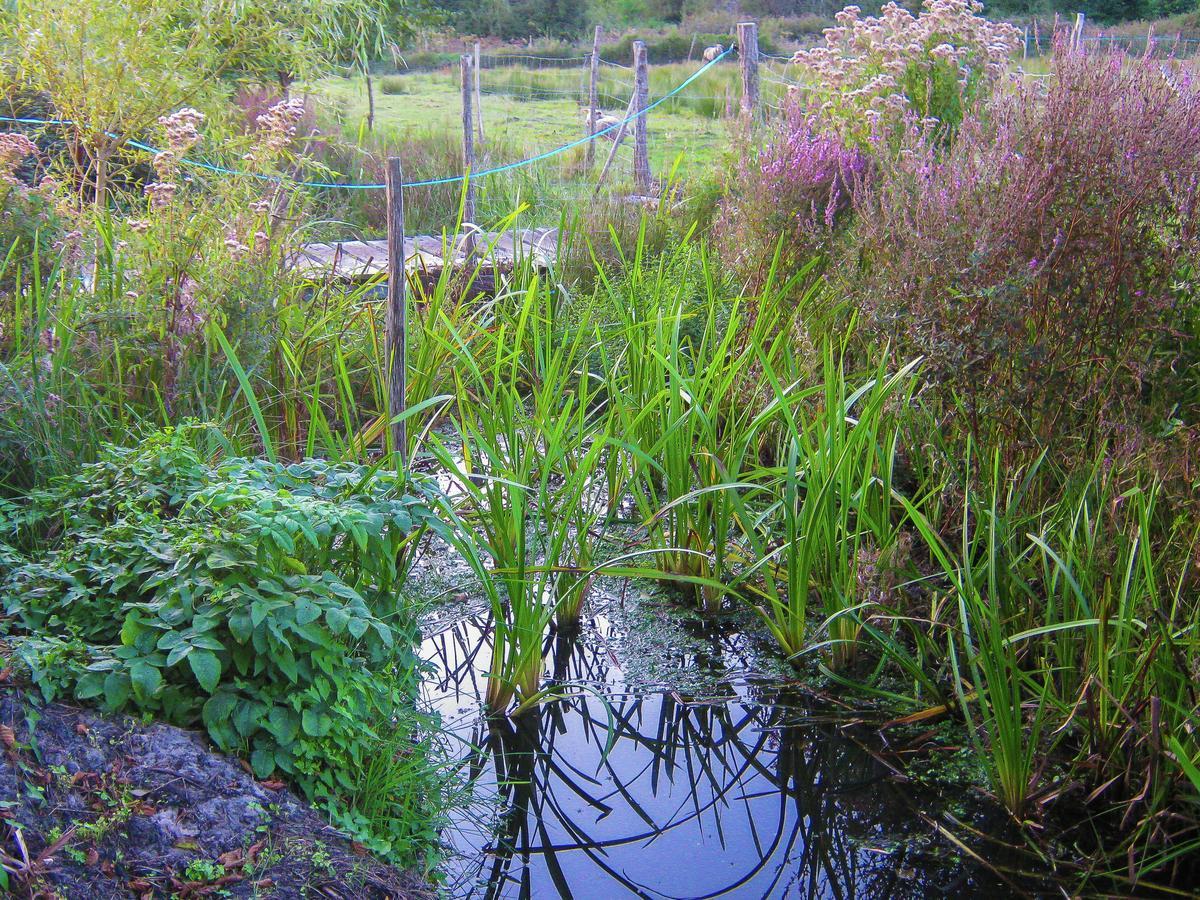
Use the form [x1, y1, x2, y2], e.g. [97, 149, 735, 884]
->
[0, 424, 448, 861]
[1, 0, 1200, 892]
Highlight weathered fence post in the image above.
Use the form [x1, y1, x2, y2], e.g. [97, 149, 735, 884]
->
[385, 157, 407, 465]
[737, 22, 760, 119]
[1022, 26, 1029, 61]
[632, 40, 651, 192]
[1073, 12, 1085, 50]
[474, 41, 485, 146]
[460, 53, 477, 253]
[586, 25, 603, 167]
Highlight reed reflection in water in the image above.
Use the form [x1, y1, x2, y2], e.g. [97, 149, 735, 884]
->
[423, 615, 1003, 899]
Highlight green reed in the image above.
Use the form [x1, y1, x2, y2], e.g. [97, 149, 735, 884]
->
[431, 271, 611, 714]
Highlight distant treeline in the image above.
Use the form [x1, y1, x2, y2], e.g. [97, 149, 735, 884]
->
[421, 0, 1199, 43]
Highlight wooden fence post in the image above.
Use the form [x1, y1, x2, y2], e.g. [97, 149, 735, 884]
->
[586, 25, 603, 167]
[1073, 12, 1085, 51]
[1022, 26, 1029, 61]
[460, 53, 477, 252]
[632, 40, 650, 192]
[385, 158, 407, 466]
[737, 22, 759, 119]
[474, 41, 485, 146]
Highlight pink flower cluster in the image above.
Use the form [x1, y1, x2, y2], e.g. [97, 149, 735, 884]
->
[0, 133, 39, 184]
[247, 98, 308, 163]
[791, 1, 1021, 139]
[146, 107, 206, 208]
[170, 273, 205, 337]
[715, 107, 867, 288]
[153, 107, 205, 177]
[759, 111, 868, 230]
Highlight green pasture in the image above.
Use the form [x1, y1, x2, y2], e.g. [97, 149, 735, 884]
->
[313, 59, 799, 180]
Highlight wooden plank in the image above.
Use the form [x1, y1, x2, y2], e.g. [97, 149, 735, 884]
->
[490, 232, 517, 260]
[296, 229, 557, 282]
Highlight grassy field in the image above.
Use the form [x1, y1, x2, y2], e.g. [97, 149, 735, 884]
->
[313, 59, 798, 181]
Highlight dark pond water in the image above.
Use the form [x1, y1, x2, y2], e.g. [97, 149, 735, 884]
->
[418, 589, 1040, 900]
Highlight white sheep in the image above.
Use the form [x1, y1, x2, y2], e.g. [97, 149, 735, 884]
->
[581, 108, 623, 140]
[702, 44, 725, 62]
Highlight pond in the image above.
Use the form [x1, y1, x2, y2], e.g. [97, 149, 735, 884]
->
[416, 574, 1049, 899]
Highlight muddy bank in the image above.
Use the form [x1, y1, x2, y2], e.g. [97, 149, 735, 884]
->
[0, 688, 431, 899]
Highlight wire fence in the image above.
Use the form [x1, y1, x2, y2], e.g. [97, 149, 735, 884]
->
[0, 47, 737, 192]
[1022, 31, 1200, 59]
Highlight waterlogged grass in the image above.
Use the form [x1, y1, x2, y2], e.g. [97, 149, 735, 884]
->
[429, 273, 612, 714]
[385, 226, 1200, 889]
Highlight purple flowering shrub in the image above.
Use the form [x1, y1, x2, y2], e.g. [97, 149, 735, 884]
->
[853, 46, 1200, 464]
[715, 107, 867, 291]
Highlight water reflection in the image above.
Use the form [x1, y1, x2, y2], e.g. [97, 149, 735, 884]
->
[423, 614, 1009, 899]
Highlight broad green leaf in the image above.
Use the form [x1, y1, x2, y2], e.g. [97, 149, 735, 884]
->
[301, 708, 333, 737]
[130, 661, 162, 699]
[326, 607, 351, 635]
[188, 650, 221, 693]
[267, 706, 300, 744]
[103, 673, 131, 710]
[294, 598, 320, 626]
[166, 643, 194, 667]
[250, 746, 276, 779]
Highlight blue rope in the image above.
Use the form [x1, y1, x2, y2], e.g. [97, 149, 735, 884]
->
[0, 47, 734, 191]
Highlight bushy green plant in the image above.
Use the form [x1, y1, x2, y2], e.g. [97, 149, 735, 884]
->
[0, 423, 448, 858]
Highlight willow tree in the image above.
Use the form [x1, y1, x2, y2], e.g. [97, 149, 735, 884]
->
[0, 0, 400, 210]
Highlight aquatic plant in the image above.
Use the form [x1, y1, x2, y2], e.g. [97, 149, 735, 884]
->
[596, 241, 761, 612]
[898, 450, 1051, 818]
[731, 346, 917, 667]
[432, 273, 611, 714]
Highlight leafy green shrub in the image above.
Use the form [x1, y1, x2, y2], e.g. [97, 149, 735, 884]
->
[0, 423, 449, 858]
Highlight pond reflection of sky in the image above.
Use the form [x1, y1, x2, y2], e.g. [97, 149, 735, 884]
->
[420, 604, 1027, 900]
